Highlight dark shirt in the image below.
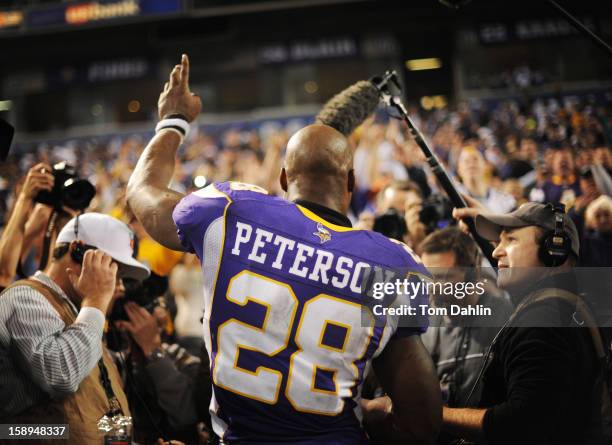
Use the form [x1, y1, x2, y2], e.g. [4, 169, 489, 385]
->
[479, 274, 601, 444]
[569, 208, 612, 267]
[422, 292, 513, 408]
[580, 231, 612, 267]
[112, 342, 202, 445]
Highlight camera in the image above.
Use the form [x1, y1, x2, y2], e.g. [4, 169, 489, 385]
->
[35, 161, 96, 211]
[109, 273, 169, 323]
[373, 208, 407, 241]
[419, 195, 454, 231]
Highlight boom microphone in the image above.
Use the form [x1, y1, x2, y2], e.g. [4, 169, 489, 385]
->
[316, 80, 380, 136]
[373, 70, 498, 269]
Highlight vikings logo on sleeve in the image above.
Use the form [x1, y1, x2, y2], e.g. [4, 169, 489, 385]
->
[172, 181, 429, 444]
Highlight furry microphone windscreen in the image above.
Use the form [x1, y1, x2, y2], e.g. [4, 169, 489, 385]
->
[315, 80, 380, 136]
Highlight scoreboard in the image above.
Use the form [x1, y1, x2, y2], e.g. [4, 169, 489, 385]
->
[0, 0, 356, 32]
[0, 0, 183, 32]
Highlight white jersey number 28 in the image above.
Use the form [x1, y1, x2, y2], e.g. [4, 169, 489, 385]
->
[213, 270, 373, 415]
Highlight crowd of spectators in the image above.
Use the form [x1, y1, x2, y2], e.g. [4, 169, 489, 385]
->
[2, 91, 612, 327]
[0, 92, 611, 443]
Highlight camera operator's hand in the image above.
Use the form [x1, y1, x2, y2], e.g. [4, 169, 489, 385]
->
[20, 163, 54, 200]
[115, 302, 162, 358]
[452, 194, 487, 235]
[67, 249, 118, 314]
[158, 54, 202, 122]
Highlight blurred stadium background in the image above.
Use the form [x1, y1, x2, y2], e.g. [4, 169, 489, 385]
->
[0, 0, 611, 229]
[2, 1, 610, 132]
[2, 3, 612, 444]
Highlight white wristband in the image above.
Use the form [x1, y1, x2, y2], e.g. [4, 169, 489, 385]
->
[157, 127, 185, 144]
[155, 118, 190, 144]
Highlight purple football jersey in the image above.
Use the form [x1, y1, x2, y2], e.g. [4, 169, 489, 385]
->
[172, 181, 429, 444]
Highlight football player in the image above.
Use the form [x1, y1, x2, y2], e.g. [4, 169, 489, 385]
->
[127, 54, 441, 444]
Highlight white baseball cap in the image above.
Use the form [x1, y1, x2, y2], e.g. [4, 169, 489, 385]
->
[57, 212, 150, 281]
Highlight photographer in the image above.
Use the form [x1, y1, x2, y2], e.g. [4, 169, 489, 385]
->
[374, 180, 455, 249]
[109, 278, 204, 445]
[0, 162, 96, 290]
[374, 181, 427, 246]
[419, 228, 512, 407]
[0, 213, 150, 444]
[418, 228, 512, 445]
[0, 163, 54, 289]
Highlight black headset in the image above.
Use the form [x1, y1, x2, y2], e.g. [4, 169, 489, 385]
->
[70, 213, 89, 264]
[538, 203, 572, 267]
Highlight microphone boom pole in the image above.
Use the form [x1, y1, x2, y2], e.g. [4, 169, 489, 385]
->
[373, 71, 498, 268]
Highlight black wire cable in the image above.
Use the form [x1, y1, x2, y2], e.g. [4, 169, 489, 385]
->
[110, 328, 170, 442]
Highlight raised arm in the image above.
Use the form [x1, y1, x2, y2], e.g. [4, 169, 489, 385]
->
[127, 54, 202, 251]
[0, 163, 53, 286]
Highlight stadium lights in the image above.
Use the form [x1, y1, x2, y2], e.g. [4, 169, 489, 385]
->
[405, 58, 442, 71]
[304, 81, 319, 94]
[128, 100, 141, 113]
[420, 95, 447, 110]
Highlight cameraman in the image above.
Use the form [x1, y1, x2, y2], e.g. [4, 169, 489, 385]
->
[374, 181, 428, 247]
[0, 213, 150, 444]
[0, 163, 54, 289]
[110, 285, 204, 445]
[445, 202, 605, 444]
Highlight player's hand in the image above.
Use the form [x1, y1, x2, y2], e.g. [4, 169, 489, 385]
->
[68, 249, 118, 313]
[156, 439, 185, 445]
[158, 54, 202, 122]
[362, 396, 392, 418]
[20, 163, 54, 200]
[114, 302, 162, 357]
[362, 396, 397, 433]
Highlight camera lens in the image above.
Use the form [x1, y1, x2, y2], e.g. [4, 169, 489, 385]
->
[62, 178, 96, 210]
